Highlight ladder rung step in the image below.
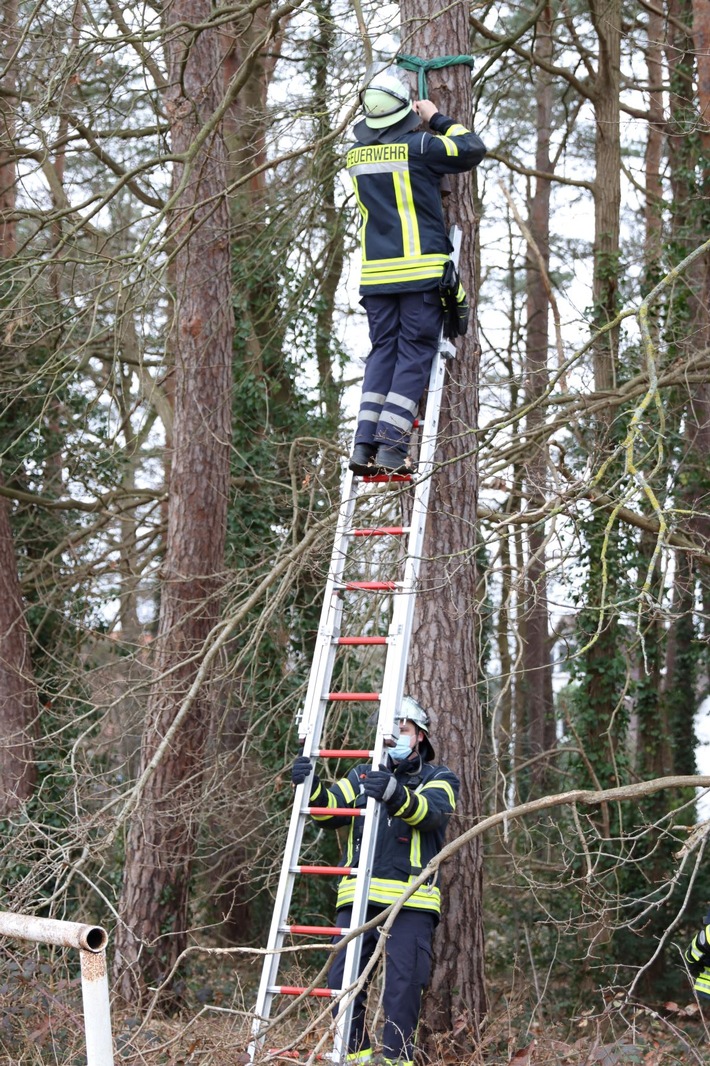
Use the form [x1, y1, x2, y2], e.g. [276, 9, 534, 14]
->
[317, 749, 372, 758]
[293, 865, 353, 875]
[327, 692, 380, 701]
[269, 986, 336, 998]
[363, 473, 412, 482]
[283, 925, 348, 936]
[307, 806, 365, 817]
[335, 636, 386, 645]
[351, 526, 407, 536]
[342, 581, 397, 591]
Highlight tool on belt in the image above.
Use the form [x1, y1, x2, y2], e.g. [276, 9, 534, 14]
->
[439, 260, 469, 340]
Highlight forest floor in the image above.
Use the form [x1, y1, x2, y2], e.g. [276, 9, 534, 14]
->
[1, 956, 709, 1064]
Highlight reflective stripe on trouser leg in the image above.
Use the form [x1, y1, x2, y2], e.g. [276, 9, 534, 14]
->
[328, 906, 381, 1054]
[373, 290, 443, 449]
[381, 909, 436, 1063]
[355, 297, 401, 446]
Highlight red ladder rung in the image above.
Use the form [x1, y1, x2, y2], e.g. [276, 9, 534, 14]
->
[307, 806, 365, 817]
[336, 636, 386, 645]
[363, 473, 412, 483]
[351, 526, 407, 536]
[270, 986, 336, 998]
[294, 865, 352, 875]
[284, 925, 347, 936]
[317, 749, 372, 758]
[343, 581, 397, 591]
[327, 692, 380, 701]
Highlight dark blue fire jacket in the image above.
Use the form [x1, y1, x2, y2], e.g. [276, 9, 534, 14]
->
[345, 111, 487, 294]
[308, 752, 459, 917]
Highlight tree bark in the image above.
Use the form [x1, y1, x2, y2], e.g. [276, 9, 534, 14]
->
[400, 0, 487, 1049]
[114, 0, 234, 1004]
[0, 0, 37, 814]
[521, 4, 555, 791]
[581, 0, 623, 789]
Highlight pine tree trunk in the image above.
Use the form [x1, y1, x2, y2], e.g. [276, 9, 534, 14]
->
[0, 0, 37, 814]
[521, 4, 555, 790]
[399, 0, 487, 1049]
[582, 0, 623, 788]
[114, 0, 233, 1004]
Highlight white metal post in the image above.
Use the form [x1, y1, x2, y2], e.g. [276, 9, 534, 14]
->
[0, 911, 115, 1066]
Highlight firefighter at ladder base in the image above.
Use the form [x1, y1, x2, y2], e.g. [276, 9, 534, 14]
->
[291, 697, 460, 1066]
[345, 65, 487, 477]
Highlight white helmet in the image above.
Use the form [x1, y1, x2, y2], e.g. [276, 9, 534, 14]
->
[400, 695, 435, 760]
[400, 695, 430, 733]
[359, 69, 412, 129]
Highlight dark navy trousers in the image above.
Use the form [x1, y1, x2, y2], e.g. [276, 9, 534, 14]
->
[328, 905, 436, 1064]
[355, 291, 443, 451]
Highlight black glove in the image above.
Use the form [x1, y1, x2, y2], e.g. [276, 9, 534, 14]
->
[362, 765, 407, 812]
[439, 260, 470, 340]
[291, 755, 315, 787]
[686, 925, 710, 975]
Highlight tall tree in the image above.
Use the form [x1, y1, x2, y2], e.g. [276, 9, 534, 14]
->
[579, 0, 624, 787]
[520, 3, 555, 791]
[402, 0, 487, 1047]
[0, 0, 37, 814]
[114, 0, 234, 1003]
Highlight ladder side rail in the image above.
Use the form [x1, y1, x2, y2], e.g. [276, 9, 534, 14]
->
[295, 471, 360, 738]
[331, 791, 383, 1062]
[249, 778, 315, 1049]
[252, 472, 361, 1057]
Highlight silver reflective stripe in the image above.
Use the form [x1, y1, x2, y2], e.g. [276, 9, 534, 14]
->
[386, 391, 418, 415]
[362, 391, 386, 404]
[358, 410, 381, 423]
[379, 410, 412, 432]
[349, 160, 409, 177]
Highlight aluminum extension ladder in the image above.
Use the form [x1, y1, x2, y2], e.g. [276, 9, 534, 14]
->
[249, 226, 462, 1064]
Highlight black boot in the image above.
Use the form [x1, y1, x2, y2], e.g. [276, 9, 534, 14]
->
[349, 443, 378, 476]
[375, 444, 412, 475]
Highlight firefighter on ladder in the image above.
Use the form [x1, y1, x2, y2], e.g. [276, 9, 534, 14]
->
[345, 65, 487, 477]
[291, 697, 460, 1066]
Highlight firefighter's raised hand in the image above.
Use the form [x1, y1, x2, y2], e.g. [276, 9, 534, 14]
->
[413, 99, 439, 123]
[291, 755, 315, 787]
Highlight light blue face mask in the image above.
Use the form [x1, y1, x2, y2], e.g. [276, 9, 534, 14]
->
[389, 735, 412, 762]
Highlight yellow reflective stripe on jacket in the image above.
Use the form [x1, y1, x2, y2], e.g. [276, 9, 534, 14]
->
[687, 936, 705, 963]
[350, 176, 370, 264]
[340, 777, 357, 804]
[361, 253, 449, 286]
[336, 874, 441, 913]
[442, 122, 470, 137]
[695, 968, 710, 995]
[392, 170, 421, 258]
[421, 777, 457, 809]
[435, 134, 460, 157]
[410, 827, 422, 870]
[404, 792, 428, 826]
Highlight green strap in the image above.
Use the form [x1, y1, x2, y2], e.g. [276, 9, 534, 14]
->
[396, 53, 475, 101]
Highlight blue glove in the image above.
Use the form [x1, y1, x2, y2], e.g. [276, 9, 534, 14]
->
[362, 765, 406, 810]
[291, 756, 315, 787]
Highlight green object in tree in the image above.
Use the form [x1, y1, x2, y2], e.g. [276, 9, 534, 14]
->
[396, 53, 476, 100]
